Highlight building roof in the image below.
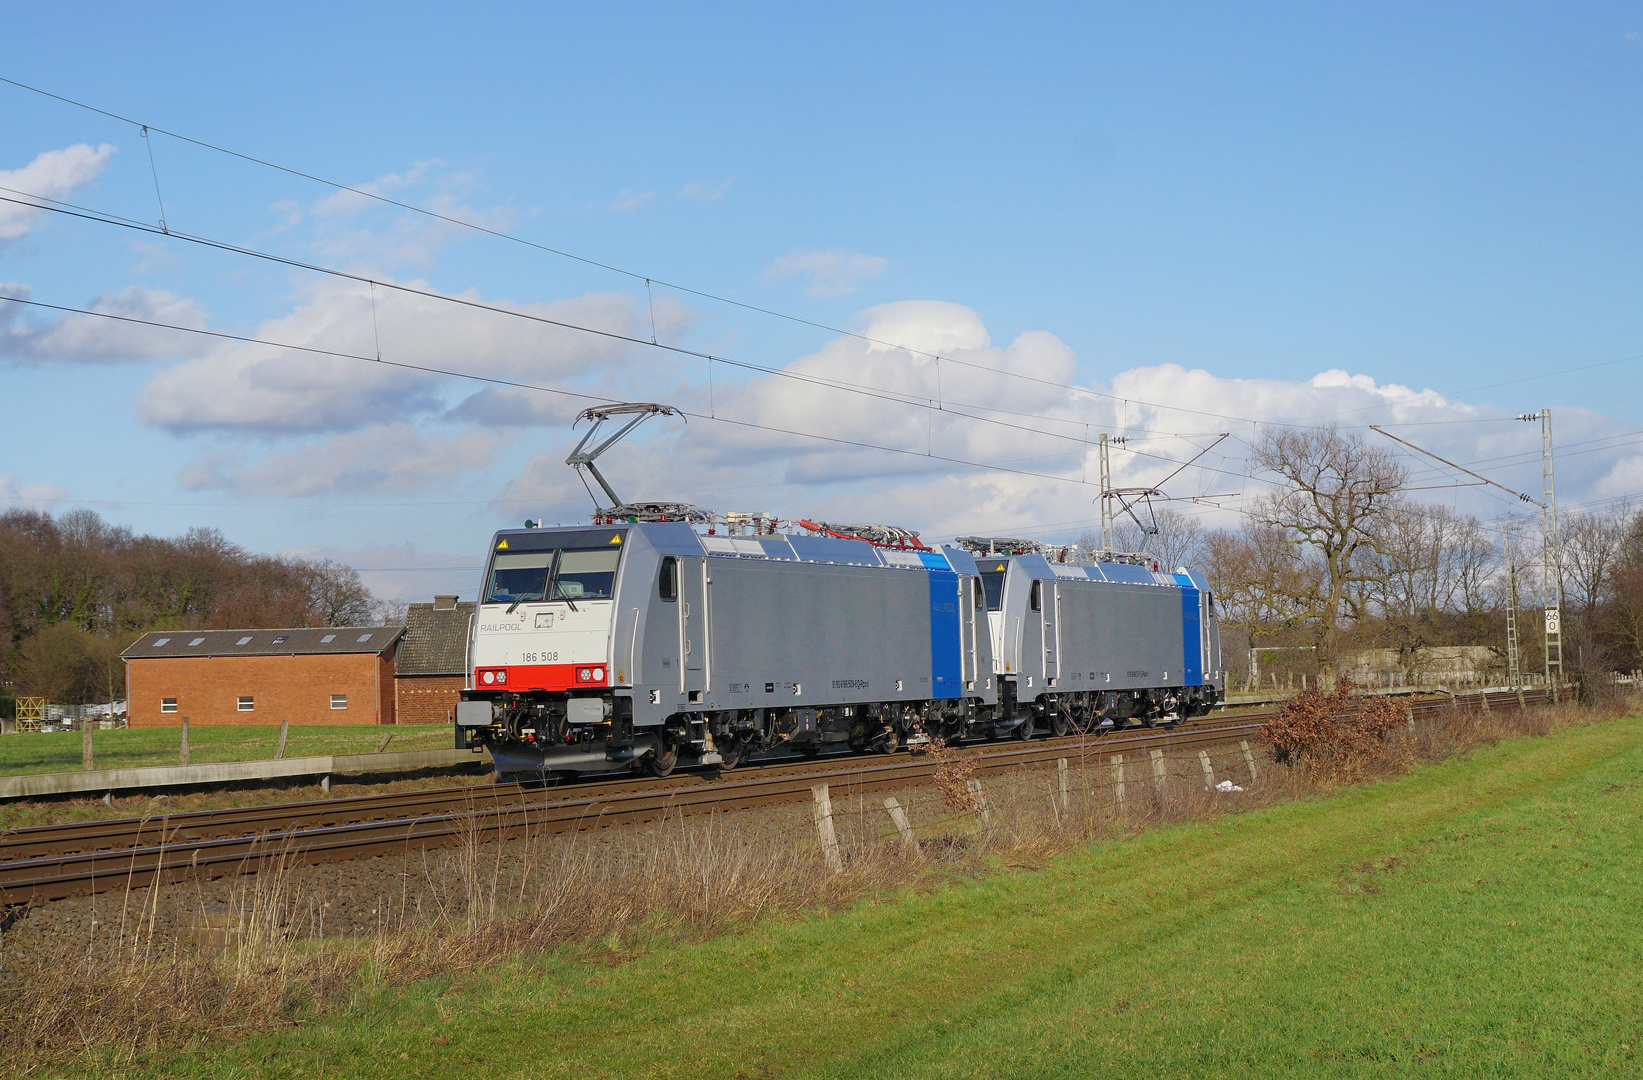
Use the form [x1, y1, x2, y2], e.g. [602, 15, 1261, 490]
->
[122, 626, 404, 660]
[396, 601, 476, 676]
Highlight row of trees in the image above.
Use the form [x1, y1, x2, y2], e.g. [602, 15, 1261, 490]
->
[1083, 427, 1643, 694]
[0, 508, 379, 709]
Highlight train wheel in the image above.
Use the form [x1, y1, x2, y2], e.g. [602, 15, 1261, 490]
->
[877, 726, 900, 754]
[647, 734, 680, 777]
[1049, 707, 1070, 738]
[1016, 716, 1036, 741]
[716, 735, 744, 770]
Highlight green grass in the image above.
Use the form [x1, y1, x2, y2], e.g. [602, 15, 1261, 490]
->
[0, 723, 453, 778]
[124, 715, 1643, 1078]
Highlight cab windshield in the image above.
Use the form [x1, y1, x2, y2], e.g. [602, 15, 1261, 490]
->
[979, 569, 1006, 611]
[485, 547, 622, 604]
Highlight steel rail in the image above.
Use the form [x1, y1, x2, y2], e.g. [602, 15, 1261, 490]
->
[0, 716, 1258, 862]
[0, 688, 1547, 904]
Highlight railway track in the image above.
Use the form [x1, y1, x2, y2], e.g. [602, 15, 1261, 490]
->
[0, 688, 1547, 905]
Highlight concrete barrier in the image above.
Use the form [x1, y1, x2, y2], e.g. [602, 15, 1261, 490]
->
[0, 747, 488, 801]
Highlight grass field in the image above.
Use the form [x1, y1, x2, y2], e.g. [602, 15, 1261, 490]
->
[113, 712, 1643, 1079]
[0, 722, 454, 778]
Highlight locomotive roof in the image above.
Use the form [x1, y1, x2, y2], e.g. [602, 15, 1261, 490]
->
[488, 523, 1209, 588]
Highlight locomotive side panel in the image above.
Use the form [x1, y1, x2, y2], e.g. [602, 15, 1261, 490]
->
[702, 558, 941, 712]
[1054, 580, 1185, 691]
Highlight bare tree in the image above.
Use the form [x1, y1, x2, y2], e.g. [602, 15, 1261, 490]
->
[1245, 426, 1408, 687]
[296, 559, 375, 626]
[1561, 506, 1629, 616]
[1365, 504, 1499, 676]
[1203, 524, 1319, 629]
[1606, 511, 1643, 671]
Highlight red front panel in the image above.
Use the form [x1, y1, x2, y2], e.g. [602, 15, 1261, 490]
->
[473, 663, 608, 692]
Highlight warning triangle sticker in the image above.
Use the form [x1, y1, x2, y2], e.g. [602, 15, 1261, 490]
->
[609, 534, 622, 544]
[497, 539, 509, 549]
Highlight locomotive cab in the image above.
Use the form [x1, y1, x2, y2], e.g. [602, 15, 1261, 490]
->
[460, 528, 635, 772]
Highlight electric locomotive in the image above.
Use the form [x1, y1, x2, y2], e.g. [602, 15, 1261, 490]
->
[453, 402, 1224, 778]
[455, 520, 1224, 778]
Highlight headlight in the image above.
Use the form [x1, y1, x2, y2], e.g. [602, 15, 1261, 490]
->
[496, 670, 507, 685]
[593, 667, 605, 681]
[578, 667, 592, 681]
[482, 671, 495, 685]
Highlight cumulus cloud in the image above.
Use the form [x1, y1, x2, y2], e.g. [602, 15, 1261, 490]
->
[0, 284, 210, 363]
[491, 299, 1630, 545]
[767, 249, 889, 297]
[139, 277, 691, 433]
[0, 474, 69, 510]
[0, 144, 114, 245]
[180, 423, 509, 497]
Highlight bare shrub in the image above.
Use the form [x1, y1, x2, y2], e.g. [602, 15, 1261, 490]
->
[1261, 681, 1413, 781]
[925, 738, 982, 813]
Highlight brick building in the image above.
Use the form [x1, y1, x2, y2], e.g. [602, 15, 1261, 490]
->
[123, 626, 404, 727]
[394, 595, 475, 725]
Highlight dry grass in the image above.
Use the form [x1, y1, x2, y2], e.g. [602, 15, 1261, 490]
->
[0, 695, 1627, 1077]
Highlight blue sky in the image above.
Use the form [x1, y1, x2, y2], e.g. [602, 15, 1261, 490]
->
[4, 3, 1643, 601]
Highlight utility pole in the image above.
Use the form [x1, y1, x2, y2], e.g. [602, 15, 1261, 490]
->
[1099, 433, 1114, 553]
[1519, 409, 1562, 701]
[1504, 522, 1521, 690]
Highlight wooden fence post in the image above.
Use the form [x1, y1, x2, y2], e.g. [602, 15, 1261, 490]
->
[966, 778, 991, 827]
[1057, 758, 1070, 812]
[375, 731, 395, 754]
[882, 797, 919, 856]
[1197, 749, 1216, 789]
[812, 784, 843, 873]
[1110, 754, 1126, 813]
[275, 719, 289, 760]
[1239, 739, 1258, 782]
[179, 715, 190, 766]
[81, 716, 93, 771]
[1150, 748, 1166, 796]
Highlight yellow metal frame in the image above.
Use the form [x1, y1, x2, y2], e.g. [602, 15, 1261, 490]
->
[15, 696, 45, 733]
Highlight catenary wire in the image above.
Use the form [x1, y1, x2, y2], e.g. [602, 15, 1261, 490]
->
[5, 76, 1639, 438]
[0, 191, 1259, 480]
[0, 74, 1340, 431]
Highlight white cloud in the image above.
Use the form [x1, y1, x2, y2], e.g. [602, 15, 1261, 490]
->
[139, 277, 689, 433]
[612, 189, 657, 213]
[767, 249, 889, 297]
[491, 300, 1634, 546]
[0, 284, 210, 364]
[180, 423, 508, 497]
[0, 144, 115, 245]
[270, 162, 522, 271]
[0, 474, 69, 510]
[676, 178, 733, 202]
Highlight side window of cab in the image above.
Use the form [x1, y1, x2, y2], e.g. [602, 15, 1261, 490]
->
[658, 557, 678, 601]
